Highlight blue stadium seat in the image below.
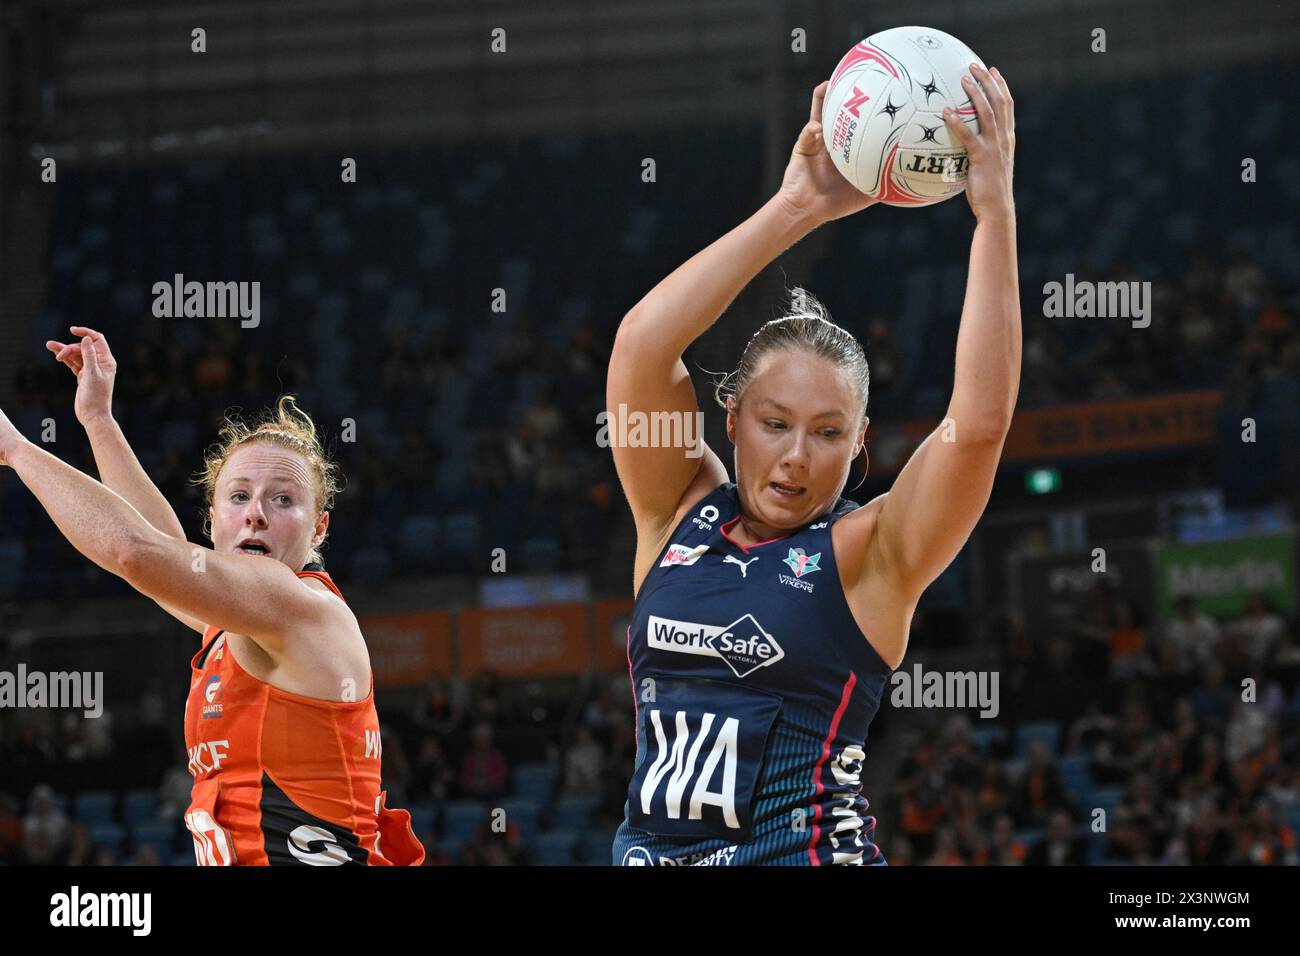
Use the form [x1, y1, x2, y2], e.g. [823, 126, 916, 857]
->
[533, 831, 578, 866]
[1058, 753, 1092, 789]
[1086, 786, 1126, 815]
[1014, 722, 1061, 759]
[551, 797, 598, 832]
[512, 764, 557, 805]
[521, 537, 562, 573]
[131, 822, 176, 858]
[122, 790, 160, 828]
[348, 547, 393, 587]
[970, 726, 1007, 754]
[441, 512, 481, 560]
[89, 823, 126, 855]
[397, 514, 441, 567]
[408, 803, 436, 840]
[74, 791, 116, 826]
[435, 836, 468, 863]
[441, 801, 488, 843]
[500, 799, 541, 842]
[580, 832, 615, 866]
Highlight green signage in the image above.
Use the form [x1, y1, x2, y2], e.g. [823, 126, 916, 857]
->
[1157, 534, 1296, 618]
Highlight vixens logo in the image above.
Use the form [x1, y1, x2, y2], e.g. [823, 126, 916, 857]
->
[783, 548, 821, 578]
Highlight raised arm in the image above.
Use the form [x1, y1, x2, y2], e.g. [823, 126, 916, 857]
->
[47, 328, 205, 633]
[868, 64, 1021, 600]
[608, 83, 876, 584]
[0, 416, 342, 652]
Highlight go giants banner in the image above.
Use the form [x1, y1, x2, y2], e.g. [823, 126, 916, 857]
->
[871, 390, 1222, 472]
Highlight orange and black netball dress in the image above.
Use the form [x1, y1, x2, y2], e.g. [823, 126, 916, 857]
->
[182, 564, 424, 865]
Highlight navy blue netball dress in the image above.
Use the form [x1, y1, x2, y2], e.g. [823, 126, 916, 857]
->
[612, 482, 894, 866]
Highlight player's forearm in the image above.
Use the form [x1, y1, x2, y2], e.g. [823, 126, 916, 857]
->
[618, 194, 821, 357]
[7, 439, 154, 578]
[948, 215, 1021, 436]
[82, 415, 187, 539]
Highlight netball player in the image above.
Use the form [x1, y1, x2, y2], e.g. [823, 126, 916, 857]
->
[0, 328, 424, 865]
[606, 66, 1018, 865]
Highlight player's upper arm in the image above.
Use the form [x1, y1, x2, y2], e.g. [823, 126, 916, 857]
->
[606, 322, 728, 538]
[868, 419, 1009, 600]
[117, 526, 348, 656]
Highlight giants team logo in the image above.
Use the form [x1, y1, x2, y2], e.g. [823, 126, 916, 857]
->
[202, 675, 223, 719]
[647, 614, 784, 678]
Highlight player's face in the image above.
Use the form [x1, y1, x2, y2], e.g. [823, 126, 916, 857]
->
[727, 348, 866, 532]
[210, 443, 327, 570]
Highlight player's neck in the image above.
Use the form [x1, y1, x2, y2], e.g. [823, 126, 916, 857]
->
[731, 514, 785, 547]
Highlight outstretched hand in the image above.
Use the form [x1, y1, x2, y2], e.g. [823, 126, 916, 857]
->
[943, 64, 1016, 224]
[778, 81, 878, 225]
[45, 326, 118, 426]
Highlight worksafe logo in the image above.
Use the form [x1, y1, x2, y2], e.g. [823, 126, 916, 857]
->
[647, 614, 784, 678]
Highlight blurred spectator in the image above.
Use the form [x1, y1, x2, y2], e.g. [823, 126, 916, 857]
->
[1233, 798, 1297, 865]
[1228, 592, 1286, 670]
[411, 676, 466, 739]
[1163, 596, 1221, 672]
[988, 814, 1027, 865]
[1224, 699, 1269, 763]
[459, 814, 527, 866]
[64, 822, 94, 866]
[411, 738, 454, 803]
[1027, 811, 1087, 865]
[0, 794, 22, 865]
[22, 784, 69, 860]
[561, 725, 604, 799]
[1015, 740, 1071, 828]
[157, 764, 194, 824]
[458, 722, 508, 800]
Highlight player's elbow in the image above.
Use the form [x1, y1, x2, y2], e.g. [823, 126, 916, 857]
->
[114, 530, 170, 592]
[961, 416, 1013, 447]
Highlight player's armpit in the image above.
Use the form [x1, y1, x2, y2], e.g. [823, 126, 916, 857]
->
[155, 600, 209, 637]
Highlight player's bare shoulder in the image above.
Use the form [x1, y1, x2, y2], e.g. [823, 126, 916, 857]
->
[298, 574, 363, 633]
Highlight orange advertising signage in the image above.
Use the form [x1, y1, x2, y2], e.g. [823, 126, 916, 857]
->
[360, 612, 453, 686]
[458, 603, 590, 678]
[870, 390, 1222, 472]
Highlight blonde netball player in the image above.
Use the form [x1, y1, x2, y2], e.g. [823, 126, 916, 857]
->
[607, 67, 1018, 865]
[1, 328, 423, 865]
